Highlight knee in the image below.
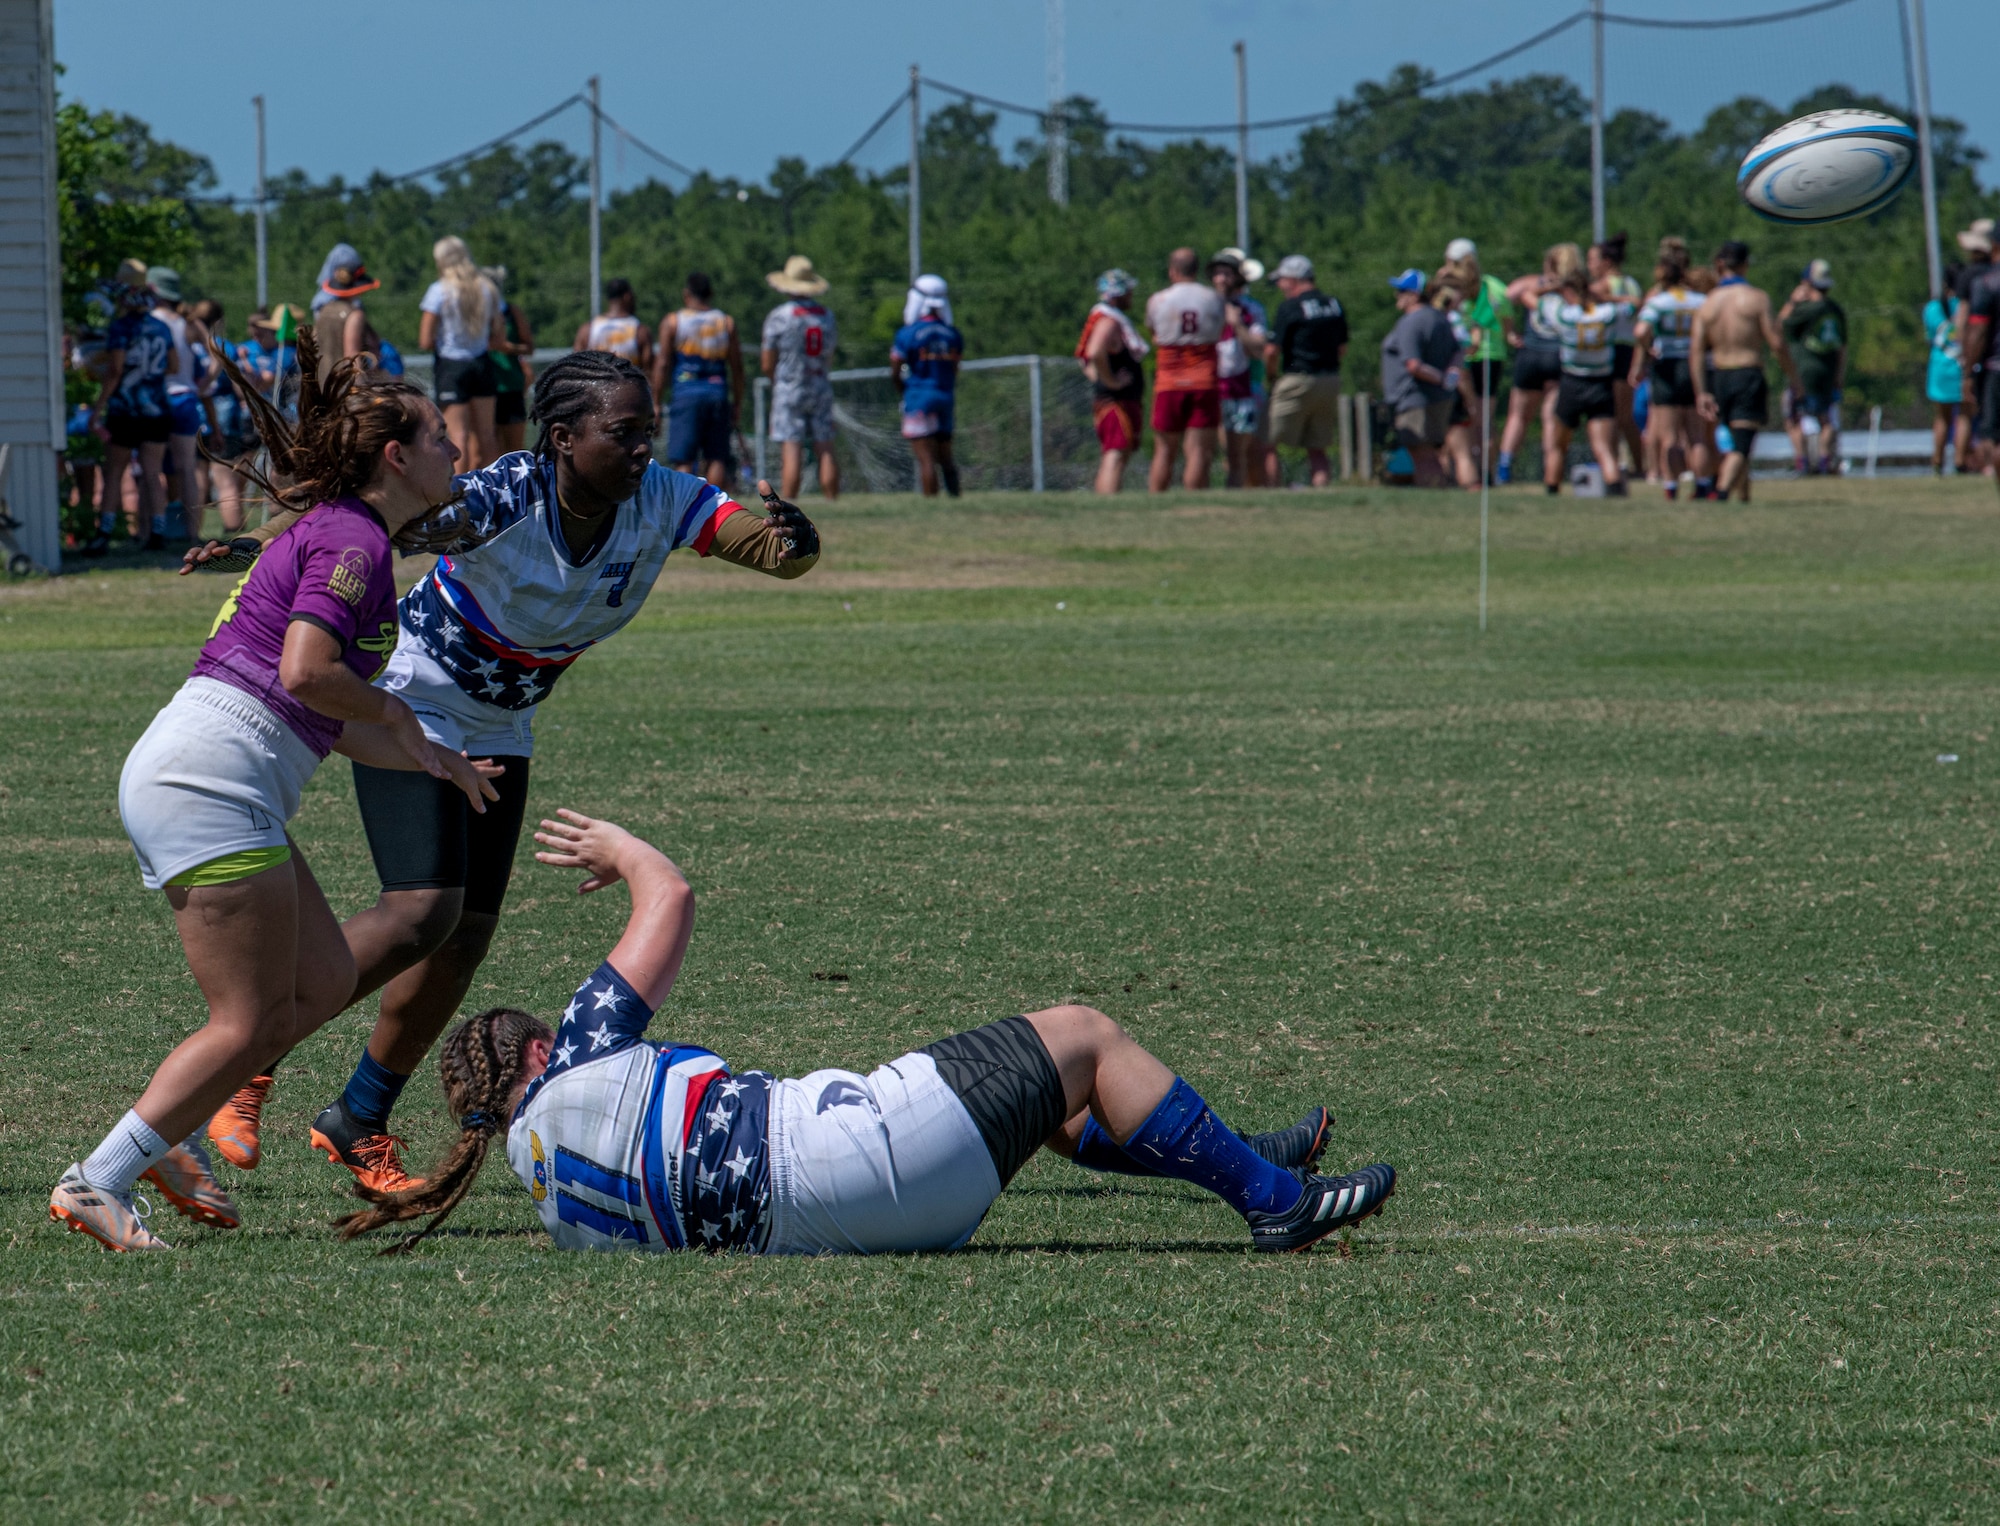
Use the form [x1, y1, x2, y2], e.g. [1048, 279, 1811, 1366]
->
[1038, 1003, 1125, 1049]
[378, 888, 469, 962]
[430, 912, 499, 973]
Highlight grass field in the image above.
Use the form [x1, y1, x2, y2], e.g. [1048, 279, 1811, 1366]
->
[4, 478, 1999, 1522]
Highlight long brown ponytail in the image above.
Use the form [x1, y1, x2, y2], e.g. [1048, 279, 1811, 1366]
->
[334, 1006, 551, 1255]
[204, 326, 438, 512]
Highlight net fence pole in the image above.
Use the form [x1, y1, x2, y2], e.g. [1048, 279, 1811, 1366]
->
[1029, 356, 1045, 493]
[252, 96, 266, 308]
[588, 76, 602, 318]
[1479, 359, 1490, 633]
[1907, 0, 1942, 300]
[1589, 0, 1605, 243]
[1046, 0, 1068, 205]
[908, 65, 922, 282]
[754, 378, 769, 484]
[1233, 40, 1250, 253]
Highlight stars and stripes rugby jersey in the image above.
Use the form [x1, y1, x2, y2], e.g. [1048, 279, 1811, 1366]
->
[398, 452, 747, 711]
[505, 959, 773, 1253]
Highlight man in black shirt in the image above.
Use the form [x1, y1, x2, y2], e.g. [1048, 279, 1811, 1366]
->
[1961, 224, 2000, 499]
[1264, 254, 1349, 487]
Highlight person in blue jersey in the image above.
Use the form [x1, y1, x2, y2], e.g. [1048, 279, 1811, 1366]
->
[183, 350, 822, 1197]
[81, 261, 175, 555]
[333, 809, 1390, 1258]
[653, 272, 744, 487]
[890, 274, 963, 497]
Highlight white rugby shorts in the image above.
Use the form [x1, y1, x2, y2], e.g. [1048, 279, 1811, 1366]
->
[763, 1051, 1001, 1255]
[118, 678, 320, 889]
[377, 635, 536, 757]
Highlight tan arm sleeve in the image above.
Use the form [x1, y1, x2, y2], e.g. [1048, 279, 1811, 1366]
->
[706, 506, 818, 579]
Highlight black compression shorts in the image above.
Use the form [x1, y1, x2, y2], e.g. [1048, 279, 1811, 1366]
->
[1651, 356, 1697, 409]
[352, 755, 532, 915]
[920, 1016, 1068, 1188]
[1555, 374, 1616, 429]
[1513, 346, 1560, 392]
[1713, 366, 1769, 430]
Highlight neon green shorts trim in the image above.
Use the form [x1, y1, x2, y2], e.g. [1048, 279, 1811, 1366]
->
[165, 844, 293, 888]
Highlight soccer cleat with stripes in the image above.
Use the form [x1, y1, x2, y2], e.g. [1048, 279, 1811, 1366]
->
[1247, 1106, 1332, 1171]
[49, 1165, 172, 1252]
[310, 1100, 424, 1195]
[1246, 1163, 1396, 1254]
[208, 1073, 274, 1169]
[142, 1139, 240, 1229]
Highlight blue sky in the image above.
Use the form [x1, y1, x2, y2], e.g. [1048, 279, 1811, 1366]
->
[56, 0, 1994, 201]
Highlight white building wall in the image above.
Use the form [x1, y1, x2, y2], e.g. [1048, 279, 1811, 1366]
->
[0, 0, 63, 571]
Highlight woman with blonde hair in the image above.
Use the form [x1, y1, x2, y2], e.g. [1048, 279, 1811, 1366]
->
[419, 236, 506, 470]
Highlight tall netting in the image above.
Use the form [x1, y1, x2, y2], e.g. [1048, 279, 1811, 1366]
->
[756, 359, 1102, 495]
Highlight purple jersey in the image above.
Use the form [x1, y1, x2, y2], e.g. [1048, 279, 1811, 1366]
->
[192, 498, 398, 757]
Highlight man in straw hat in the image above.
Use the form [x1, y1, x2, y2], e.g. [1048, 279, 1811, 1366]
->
[761, 255, 840, 501]
[1959, 220, 2000, 493]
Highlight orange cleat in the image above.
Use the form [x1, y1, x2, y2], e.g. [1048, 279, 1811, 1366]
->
[142, 1140, 240, 1229]
[50, 1165, 172, 1252]
[208, 1074, 274, 1170]
[309, 1101, 424, 1195]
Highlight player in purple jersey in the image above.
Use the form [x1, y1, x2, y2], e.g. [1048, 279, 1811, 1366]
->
[51, 337, 500, 1253]
[337, 811, 1392, 1258]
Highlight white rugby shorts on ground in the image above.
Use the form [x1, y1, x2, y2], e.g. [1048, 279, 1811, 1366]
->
[118, 678, 319, 889]
[763, 1052, 1001, 1255]
[377, 636, 536, 756]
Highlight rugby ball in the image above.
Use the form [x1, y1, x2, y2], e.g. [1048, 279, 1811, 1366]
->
[1737, 110, 1917, 225]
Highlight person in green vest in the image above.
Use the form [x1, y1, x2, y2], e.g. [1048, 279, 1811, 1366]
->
[1446, 238, 1515, 484]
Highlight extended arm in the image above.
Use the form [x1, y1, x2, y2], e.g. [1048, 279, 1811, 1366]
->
[532, 810, 694, 1010]
[419, 311, 439, 352]
[1628, 320, 1655, 384]
[706, 480, 819, 579]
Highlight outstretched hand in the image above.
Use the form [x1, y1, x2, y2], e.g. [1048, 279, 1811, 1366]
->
[757, 479, 820, 562]
[533, 808, 642, 894]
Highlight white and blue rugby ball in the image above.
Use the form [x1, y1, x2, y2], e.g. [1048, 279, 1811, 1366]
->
[1737, 110, 1917, 225]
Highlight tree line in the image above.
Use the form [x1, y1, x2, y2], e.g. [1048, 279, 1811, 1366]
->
[62, 67, 1998, 417]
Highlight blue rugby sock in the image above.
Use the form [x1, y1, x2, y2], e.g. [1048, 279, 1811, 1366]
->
[1118, 1078, 1302, 1217]
[1072, 1115, 1159, 1177]
[339, 1048, 409, 1133]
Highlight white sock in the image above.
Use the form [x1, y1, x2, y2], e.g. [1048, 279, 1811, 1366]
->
[81, 1110, 172, 1194]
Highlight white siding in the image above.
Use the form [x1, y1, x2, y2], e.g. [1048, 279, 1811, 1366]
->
[0, 0, 60, 570]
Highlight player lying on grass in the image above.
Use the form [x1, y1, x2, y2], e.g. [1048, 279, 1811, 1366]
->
[339, 811, 1395, 1257]
[51, 338, 500, 1252]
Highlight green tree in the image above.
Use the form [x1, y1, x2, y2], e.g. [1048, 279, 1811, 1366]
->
[54, 99, 212, 323]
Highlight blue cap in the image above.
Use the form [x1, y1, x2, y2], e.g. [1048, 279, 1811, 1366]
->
[1388, 268, 1426, 294]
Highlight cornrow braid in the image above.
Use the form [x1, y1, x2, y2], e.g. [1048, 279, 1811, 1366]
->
[203, 327, 437, 512]
[333, 1006, 551, 1255]
[529, 349, 651, 458]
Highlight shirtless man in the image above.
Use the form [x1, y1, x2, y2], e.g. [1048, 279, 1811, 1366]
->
[1690, 241, 1801, 503]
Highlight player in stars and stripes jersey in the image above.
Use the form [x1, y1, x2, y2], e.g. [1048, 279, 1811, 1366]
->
[186, 352, 821, 1204]
[335, 810, 1396, 1260]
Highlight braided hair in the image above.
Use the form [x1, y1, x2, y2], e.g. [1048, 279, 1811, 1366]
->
[333, 1006, 552, 1255]
[529, 350, 652, 459]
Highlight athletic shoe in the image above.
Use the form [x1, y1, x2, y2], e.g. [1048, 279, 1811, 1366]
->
[79, 533, 110, 558]
[310, 1099, 423, 1195]
[49, 1165, 171, 1252]
[142, 1139, 239, 1229]
[1247, 1163, 1396, 1254]
[208, 1073, 274, 1169]
[141, 531, 166, 552]
[1247, 1106, 1332, 1171]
